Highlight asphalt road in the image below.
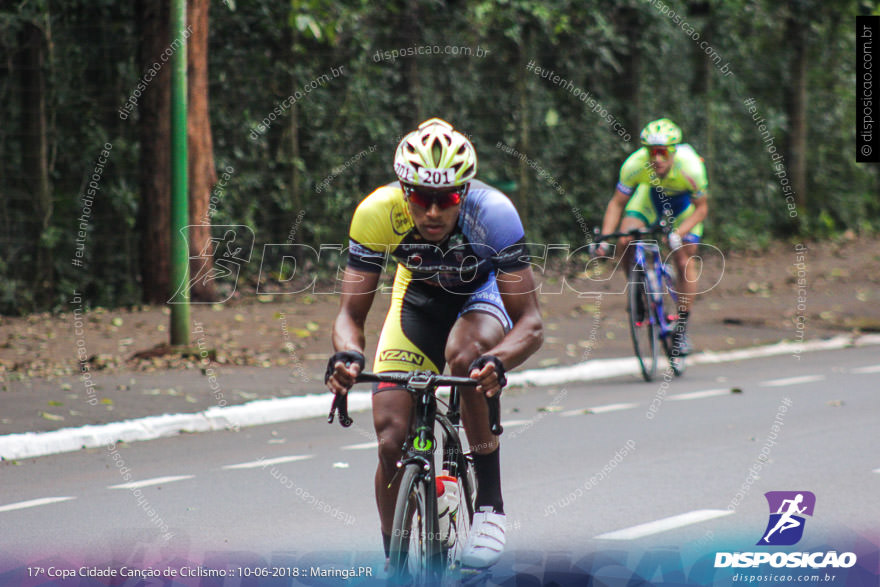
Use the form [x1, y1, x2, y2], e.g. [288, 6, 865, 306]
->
[1, 346, 878, 583]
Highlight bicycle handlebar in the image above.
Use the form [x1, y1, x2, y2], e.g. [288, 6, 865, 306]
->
[327, 370, 503, 435]
[354, 371, 477, 387]
[594, 220, 671, 243]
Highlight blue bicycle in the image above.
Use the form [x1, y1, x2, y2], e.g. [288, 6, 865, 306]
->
[596, 222, 686, 381]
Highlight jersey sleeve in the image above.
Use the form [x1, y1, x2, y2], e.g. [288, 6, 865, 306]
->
[676, 146, 709, 198]
[615, 149, 650, 196]
[465, 186, 530, 273]
[347, 186, 406, 272]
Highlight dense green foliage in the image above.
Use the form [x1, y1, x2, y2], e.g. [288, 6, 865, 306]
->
[1, 0, 877, 313]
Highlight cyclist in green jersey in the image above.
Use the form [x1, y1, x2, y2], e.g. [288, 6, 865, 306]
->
[598, 118, 709, 355]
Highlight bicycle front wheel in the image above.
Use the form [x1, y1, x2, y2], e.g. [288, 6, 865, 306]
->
[628, 269, 658, 381]
[444, 454, 475, 571]
[658, 265, 687, 377]
[660, 322, 687, 377]
[389, 464, 441, 583]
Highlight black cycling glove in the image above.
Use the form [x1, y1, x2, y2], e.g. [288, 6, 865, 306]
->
[468, 355, 507, 388]
[324, 350, 366, 384]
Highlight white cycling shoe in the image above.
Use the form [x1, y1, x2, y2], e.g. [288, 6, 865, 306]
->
[461, 506, 506, 568]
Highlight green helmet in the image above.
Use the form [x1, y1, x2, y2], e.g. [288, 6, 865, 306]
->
[394, 118, 477, 188]
[639, 118, 683, 147]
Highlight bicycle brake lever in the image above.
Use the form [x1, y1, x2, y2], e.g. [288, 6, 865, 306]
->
[487, 395, 503, 436]
[328, 393, 353, 427]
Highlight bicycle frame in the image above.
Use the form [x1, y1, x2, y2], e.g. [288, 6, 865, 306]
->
[328, 369, 489, 527]
[632, 239, 679, 342]
[329, 370, 494, 578]
[400, 380, 476, 524]
[595, 219, 687, 378]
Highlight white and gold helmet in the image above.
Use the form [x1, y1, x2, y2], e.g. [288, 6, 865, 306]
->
[393, 118, 477, 188]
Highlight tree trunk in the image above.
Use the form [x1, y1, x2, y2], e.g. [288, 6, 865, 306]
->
[688, 2, 712, 99]
[785, 9, 808, 233]
[18, 21, 53, 301]
[688, 1, 713, 179]
[137, 0, 172, 304]
[404, 3, 424, 123]
[515, 24, 534, 225]
[289, 3, 303, 232]
[187, 0, 217, 301]
[610, 6, 642, 136]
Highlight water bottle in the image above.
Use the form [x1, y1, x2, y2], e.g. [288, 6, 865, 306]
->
[436, 472, 459, 547]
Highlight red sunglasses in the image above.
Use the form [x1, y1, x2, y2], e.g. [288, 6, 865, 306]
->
[649, 146, 675, 158]
[403, 185, 464, 209]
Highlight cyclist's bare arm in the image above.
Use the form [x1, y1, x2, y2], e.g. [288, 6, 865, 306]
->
[600, 188, 632, 235]
[327, 267, 381, 394]
[473, 267, 543, 395]
[673, 194, 708, 238]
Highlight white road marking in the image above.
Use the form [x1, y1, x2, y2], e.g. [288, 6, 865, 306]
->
[759, 375, 825, 387]
[668, 389, 730, 401]
[503, 420, 532, 428]
[873, 468, 880, 474]
[561, 403, 639, 416]
[222, 455, 313, 469]
[341, 442, 379, 451]
[0, 497, 75, 513]
[595, 509, 734, 540]
[108, 475, 194, 490]
[852, 365, 880, 374]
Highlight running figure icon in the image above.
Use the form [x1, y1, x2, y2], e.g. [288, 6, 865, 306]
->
[762, 494, 806, 543]
[758, 491, 816, 546]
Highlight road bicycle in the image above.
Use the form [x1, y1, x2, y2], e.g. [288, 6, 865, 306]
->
[595, 221, 687, 381]
[329, 371, 502, 583]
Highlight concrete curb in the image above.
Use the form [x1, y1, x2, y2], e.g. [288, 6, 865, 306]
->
[0, 392, 372, 461]
[2, 334, 878, 461]
[508, 333, 880, 387]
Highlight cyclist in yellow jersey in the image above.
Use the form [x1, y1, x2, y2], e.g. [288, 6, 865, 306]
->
[325, 118, 543, 569]
[599, 118, 709, 355]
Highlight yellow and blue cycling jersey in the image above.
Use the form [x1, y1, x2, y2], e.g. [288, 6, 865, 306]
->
[617, 144, 708, 239]
[347, 180, 529, 375]
[348, 180, 529, 293]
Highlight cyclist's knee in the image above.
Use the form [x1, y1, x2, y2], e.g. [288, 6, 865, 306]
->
[376, 430, 407, 477]
[374, 413, 408, 476]
[445, 341, 489, 376]
[445, 314, 505, 375]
